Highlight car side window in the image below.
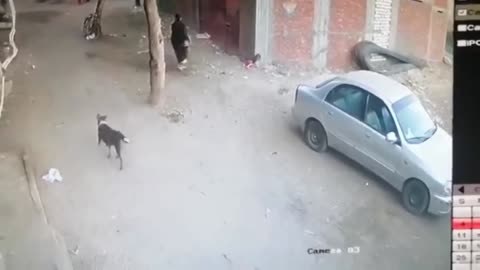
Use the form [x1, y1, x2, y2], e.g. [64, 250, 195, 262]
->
[364, 94, 397, 136]
[325, 85, 367, 120]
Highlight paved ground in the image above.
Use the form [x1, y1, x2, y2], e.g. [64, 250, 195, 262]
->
[0, 0, 451, 269]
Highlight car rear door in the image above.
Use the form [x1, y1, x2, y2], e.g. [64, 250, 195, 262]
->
[322, 84, 370, 162]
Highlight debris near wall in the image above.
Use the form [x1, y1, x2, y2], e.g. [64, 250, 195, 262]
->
[243, 54, 262, 70]
[196, 33, 210, 39]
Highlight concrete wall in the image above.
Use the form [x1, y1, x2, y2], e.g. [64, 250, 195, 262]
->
[255, 0, 274, 62]
[312, 0, 330, 70]
[446, 0, 453, 32]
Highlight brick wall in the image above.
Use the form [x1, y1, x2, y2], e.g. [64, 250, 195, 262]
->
[179, 0, 447, 70]
[395, 0, 447, 62]
[326, 0, 367, 71]
[396, 0, 431, 59]
[428, 8, 448, 60]
[271, 0, 315, 65]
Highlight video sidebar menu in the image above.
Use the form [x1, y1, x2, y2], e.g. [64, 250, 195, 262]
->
[453, 2, 480, 269]
[453, 1, 480, 184]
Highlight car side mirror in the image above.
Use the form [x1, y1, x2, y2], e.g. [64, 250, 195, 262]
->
[386, 132, 398, 144]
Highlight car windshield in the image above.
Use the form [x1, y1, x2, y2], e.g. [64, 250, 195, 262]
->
[392, 95, 437, 144]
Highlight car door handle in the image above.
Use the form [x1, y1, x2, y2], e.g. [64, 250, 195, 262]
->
[365, 133, 371, 138]
[327, 111, 333, 116]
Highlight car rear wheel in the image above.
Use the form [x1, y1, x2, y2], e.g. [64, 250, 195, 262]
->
[402, 179, 430, 215]
[304, 119, 328, 152]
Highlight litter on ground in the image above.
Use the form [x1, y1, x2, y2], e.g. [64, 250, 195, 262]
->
[42, 168, 63, 183]
[196, 33, 210, 39]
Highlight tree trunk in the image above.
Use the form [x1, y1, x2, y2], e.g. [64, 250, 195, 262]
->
[94, 0, 106, 18]
[144, 0, 165, 106]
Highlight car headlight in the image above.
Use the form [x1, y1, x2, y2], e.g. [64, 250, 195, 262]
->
[444, 181, 452, 195]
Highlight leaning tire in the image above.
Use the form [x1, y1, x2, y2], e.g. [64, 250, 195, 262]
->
[304, 120, 328, 152]
[402, 179, 430, 215]
[352, 41, 427, 75]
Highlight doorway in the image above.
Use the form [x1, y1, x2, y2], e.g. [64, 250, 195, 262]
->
[198, 0, 240, 55]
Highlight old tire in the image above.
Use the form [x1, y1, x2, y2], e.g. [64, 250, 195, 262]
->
[304, 120, 328, 152]
[353, 41, 427, 75]
[402, 179, 430, 215]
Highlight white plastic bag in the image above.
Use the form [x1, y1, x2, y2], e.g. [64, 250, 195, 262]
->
[42, 168, 63, 183]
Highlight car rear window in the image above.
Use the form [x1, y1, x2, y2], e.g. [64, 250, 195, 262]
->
[315, 77, 337, 89]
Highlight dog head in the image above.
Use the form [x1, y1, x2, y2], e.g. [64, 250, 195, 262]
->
[96, 113, 107, 126]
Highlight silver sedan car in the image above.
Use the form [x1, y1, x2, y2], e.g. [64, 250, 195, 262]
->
[292, 70, 452, 216]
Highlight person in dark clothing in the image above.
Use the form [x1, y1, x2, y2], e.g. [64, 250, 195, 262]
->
[171, 14, 190, 70]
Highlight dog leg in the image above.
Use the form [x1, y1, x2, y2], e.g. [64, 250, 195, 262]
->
[107, 146, 112, 159]
[98, 135, 101, 146]
[115, 144, 123, 170]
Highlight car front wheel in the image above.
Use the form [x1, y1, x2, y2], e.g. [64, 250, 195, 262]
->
[402, 179, 430, 215]
[304, 119, 328, 152]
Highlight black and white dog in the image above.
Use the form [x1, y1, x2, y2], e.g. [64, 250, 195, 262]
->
[96, 114, 130, 170]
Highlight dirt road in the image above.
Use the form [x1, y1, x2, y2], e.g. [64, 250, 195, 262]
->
[0, 1, 450, 269]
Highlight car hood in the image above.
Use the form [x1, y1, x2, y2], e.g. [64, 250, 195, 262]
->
[408, 128, 452, 183]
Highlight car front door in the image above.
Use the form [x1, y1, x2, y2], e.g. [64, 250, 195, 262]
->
[322, 84, 369, 162]
[361, 94, 404, 185]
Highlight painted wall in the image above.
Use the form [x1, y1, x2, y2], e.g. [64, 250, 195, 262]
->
[271, 0, 315, 65]
[226, 0, 241, 17]
[175, 0, 199, 31]
[239, 0, 257, 58]
[326, 0, 367, 71]
[158, 0, 176, 14]
[268, 0, 368, 70]
[395, 0, 448, 61]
